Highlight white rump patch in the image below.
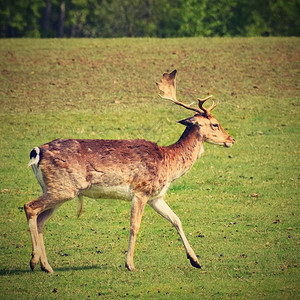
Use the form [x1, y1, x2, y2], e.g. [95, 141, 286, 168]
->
[28, 146, 46, 193]
[28, 146, 40, 167]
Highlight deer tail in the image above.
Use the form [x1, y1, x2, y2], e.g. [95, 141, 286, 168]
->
[77, 195, 84, 218]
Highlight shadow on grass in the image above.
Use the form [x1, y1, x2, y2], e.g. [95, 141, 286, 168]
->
[0, 265, 99, 276]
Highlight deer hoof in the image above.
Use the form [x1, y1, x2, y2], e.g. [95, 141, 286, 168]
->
[30, 258, 38, 271]
[41, 264, 54, 273]
[187, 254, 201, 269]
[125, 263, 136, 272]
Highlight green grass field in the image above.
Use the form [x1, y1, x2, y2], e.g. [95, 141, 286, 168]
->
[0, 38, 299, 299]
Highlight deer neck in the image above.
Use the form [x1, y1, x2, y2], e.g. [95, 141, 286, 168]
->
[166, 125, 205, 181]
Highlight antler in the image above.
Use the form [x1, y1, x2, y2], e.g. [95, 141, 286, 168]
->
[198, 97, 216, 114]
[156, 69, 177, 102]
[156, 70, 216, 116]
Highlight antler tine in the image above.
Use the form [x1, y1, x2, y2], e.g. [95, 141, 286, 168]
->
[207, 102, 217, 112]
[197, 95, 217, 114]
[156, 70, 202, 114]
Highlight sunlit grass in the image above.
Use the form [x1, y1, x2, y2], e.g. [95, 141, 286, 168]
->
[0, 37, 299, 299]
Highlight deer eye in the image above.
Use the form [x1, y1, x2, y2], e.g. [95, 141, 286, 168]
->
[211, 123, 219, 130]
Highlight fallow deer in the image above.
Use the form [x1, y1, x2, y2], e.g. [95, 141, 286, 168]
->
[25, 70, 234, 273]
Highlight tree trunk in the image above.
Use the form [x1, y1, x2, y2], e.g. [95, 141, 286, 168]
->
[42, 0, 51, 36]
[59, 1, 65, 37]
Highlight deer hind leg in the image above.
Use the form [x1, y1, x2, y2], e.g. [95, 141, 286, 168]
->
[24, 195, 57, 273]
[149, 197, 201, 269]
[37, 208, 57, 273]
[125, 195, 148, 271]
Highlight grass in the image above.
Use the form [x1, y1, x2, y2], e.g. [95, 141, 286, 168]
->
[0, 37, 299, 299]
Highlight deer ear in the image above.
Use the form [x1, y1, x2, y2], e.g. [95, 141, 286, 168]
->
[177, 116, 198, 126]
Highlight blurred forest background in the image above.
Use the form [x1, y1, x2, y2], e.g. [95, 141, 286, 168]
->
[1, 0, 299, 38]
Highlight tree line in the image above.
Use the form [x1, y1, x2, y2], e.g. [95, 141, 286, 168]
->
[1, 0, 299, 38]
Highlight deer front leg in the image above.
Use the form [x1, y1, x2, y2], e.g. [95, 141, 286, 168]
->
[125, 195, 148, 271]
[149, 197, 201, 269]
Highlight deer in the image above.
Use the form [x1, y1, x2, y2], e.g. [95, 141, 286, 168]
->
[25, 70, 234, 273]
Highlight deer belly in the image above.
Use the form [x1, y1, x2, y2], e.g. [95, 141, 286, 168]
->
[81, 184, 133, 201]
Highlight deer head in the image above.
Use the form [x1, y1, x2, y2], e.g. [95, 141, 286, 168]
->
[156, 70, 235, 148]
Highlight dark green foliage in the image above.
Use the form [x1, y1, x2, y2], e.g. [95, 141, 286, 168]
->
[1, 0, 299, 37]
